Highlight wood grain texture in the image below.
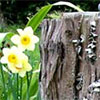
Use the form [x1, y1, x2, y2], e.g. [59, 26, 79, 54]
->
[40, 12, 100, 100]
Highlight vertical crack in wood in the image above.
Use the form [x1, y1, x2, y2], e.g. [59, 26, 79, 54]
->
[40, 12, 100, 100]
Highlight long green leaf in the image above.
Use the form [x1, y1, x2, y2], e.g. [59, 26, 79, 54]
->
[26, 5, 53, 31]
[26, 1, 83, 32]
[53, 1, 84, 12]
[0, 32, 9, 46]
[25, 1, 84, 99]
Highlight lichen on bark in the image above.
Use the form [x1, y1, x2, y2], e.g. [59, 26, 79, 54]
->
[40, 12, 100, 100]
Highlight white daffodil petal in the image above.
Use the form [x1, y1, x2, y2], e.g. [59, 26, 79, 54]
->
[24, 26, 33, 35]
[11, 46, 19, 51]
[23, 55, 28, 61]
[17, 29, 24, 35]
[32, 35, 39, 43]
[8, 64, 18, 73]
[15, 27, 39, 51]
[28, 44, 35, 51]
[19, 71, 26, 77]
[11, 35, 20, 44]
[3, 48, 10, 56]
[1, 46, 32, 76]
[16, 63, 22, 68]
[18, 45, 26, 51]
[11, 46, 23, 55]
[0, 56, 8, 63]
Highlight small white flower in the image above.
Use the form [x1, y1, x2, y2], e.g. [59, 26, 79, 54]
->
[0, 46, 32, 77]
[11, 26, 39, 51]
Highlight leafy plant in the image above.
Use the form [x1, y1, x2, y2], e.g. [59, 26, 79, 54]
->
[27, 1, 83, 32]
[0, 1, 83, 100]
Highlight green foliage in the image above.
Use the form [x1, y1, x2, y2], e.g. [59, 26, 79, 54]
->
[26, 5, 53, 31]
[0, 25, 40, 100]
[0, 32, 13, 47]
[53, 1, 83, 12]
[26, 1, 83, 32]
[70, 0, 99, 11]
[1, 0, 98, 25]
[0, 1, 83, 100]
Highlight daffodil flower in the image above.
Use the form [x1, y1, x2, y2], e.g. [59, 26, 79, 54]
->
[11, 26, 39, 51]
[0, 46, 32, 77]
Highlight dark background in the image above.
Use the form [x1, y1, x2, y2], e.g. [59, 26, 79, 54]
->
[0, 0, 100, 24]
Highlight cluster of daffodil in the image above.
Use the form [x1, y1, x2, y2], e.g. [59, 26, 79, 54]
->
[0, 26, 39, 77]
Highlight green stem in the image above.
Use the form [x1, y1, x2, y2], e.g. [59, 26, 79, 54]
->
[8, 74, 17, 100]
[0, 64, 7, 100]
[20, 77, 22, 100]
[17, 74, 19, 100]
[26, 72, 30, 100]
[29, 70, 33, 86]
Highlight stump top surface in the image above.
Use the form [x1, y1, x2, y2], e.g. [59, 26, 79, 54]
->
[63, 12, 100, 17]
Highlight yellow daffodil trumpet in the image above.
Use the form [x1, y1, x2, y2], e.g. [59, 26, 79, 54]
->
[0, 46, 32, 77]
[11, 26, 39, 51]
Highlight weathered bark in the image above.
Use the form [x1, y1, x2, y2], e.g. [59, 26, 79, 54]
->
[40, 12, 100, 100]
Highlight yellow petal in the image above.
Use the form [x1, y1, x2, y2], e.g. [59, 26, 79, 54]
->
[11, 35, 20, 44]
[26, 63, 32, 71]
[22, 60, 32, 71]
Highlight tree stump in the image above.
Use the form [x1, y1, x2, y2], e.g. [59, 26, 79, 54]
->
[40, 12, 100, 100]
